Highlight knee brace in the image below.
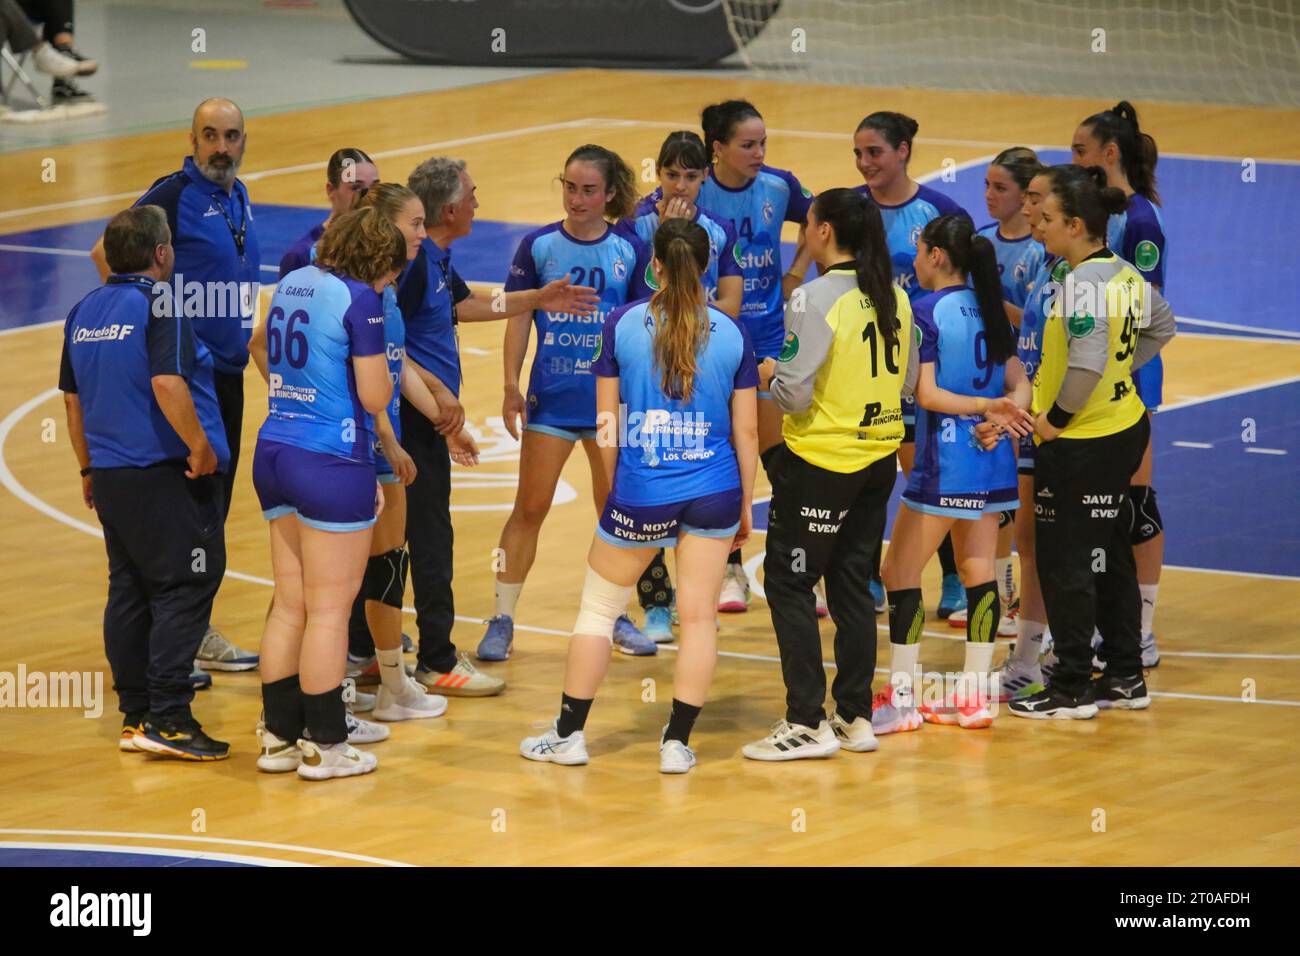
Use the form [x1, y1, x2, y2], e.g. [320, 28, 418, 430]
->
[572, 566, 634, 642]
[364, 547, 409, 609]
[1128, 485, 1163, 545]
[998, 509, 1015, 530]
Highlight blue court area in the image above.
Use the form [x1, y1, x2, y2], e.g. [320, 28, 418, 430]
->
[1, 155, 1296, 578]
[752, 379, 1300, 578]
[0, 847, 253, 866]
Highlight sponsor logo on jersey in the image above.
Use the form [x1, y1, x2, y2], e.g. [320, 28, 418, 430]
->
[1050, 258, 1072, 283]
[778, 330, 799, 361]
[1134, 239, 1160, 271]
[1013, 260, 1029, 283]
[203, 206, 221, 218]
[73, 324, 135, 343]
[909, 224, 923, 248]
[591, 333, 602, 362]
[1067, 311, 1095, 338]
[612, 257, 627, 281]
[644, 262, 659, 290]
[761, 200, 774, 224]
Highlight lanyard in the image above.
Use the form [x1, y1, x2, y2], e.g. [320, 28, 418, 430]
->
[212, 188, 247, 258]
[437, 256, 458, 326]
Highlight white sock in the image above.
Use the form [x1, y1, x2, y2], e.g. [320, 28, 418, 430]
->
[963, 640, 995, 676]
[495, 580, 523, 619]
[890, 642, 921, 704]
[1012, 619, 1046, 665]
[1139, 584, 1159, 639]
[996, 556, 1015, 604]
[377, 647, 406, 695]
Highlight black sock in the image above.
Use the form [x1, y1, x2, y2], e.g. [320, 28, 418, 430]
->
[965, 581, 1000, 644]
[938, 534, 957, 577]
[664, 698, 702, 746]
[887, 587, 924, 646]
[302, 684, 348, 745]
[556, 693, 593, 738]
[638, 549, 674, 610]
[727, 548, 743, 568]
[262, 674, 305, 742]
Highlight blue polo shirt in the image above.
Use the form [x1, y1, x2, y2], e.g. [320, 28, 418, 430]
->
[397, 237, 470, 397]
[58, 274, 230, 472]
[134, 156, 262, 375]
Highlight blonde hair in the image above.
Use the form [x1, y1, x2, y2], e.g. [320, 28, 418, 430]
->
[315, 206, 405, 284]
[650, 218, 711, 403]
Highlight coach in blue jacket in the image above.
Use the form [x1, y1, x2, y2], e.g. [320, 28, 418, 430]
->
[91, 97, 261, 672]
[65, 206, 232, 761]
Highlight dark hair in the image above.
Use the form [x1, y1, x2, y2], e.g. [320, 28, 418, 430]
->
[919, 214, 1016, 364]
[657, 130, 709, 172]
[650, 218, 711, 403]
[810, 188, 898, 354]
[562, 144, 638, 221]
[855, 111, 920, 161]
[990, 146, 1044, 192]
[701, 99, 762, 159]
[103, 205, 170, 274]
[1044, 164, 1130, 244]
[326, 148, 374, 188]
[315, 206, 406, 284]
[1081, 100, 1159, 204]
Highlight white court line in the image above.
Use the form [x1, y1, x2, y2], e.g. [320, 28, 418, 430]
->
[1175, 315, 1300, 339]
[0, 119, 603, 222]
[1172, 441, 1213, 449]
[0, 829, 413, 867]
[1245, 447, 1288, 455]
[0, 841, 311, 867]
[1159, 374, 1300, 412]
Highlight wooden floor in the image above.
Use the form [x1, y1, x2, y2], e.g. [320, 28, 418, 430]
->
[2, 71, 1299, 866]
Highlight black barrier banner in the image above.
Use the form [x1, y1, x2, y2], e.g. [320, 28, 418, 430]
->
[343, 0, 782, 68]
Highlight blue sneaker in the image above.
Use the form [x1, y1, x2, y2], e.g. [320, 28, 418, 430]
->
[644, 606, 674, 643]
[190, 666, 212, 691]
[938, 573, 966, 619]
[401, 632, 415, 653]
[477, 615, 514, 661]
[613, 614, 657, 656]
[868, 577, 886, 614]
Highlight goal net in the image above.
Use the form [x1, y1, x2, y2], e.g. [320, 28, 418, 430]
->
[721, 0, 1300, 108]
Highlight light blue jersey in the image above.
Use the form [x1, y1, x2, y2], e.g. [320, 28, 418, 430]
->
[258, 265, 386, 461]
[905, 286, 1017, 511]
[977, 224, 1045, 309]
[627, 194, 742, 304]
[854, 183, 970, 302]
[698, 165, 812, 357]
[593, 298, 758, 505]
[505, 222, 652, 429]
[1015, 256, 1068, 470]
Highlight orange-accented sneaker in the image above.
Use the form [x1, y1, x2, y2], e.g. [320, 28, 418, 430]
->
[919, 684, 994, 729]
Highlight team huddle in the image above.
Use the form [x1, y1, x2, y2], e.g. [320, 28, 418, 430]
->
[59, 94, 1173, 778]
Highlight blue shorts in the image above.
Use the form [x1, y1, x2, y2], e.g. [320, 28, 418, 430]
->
[901, 486, 1019, 520]
[526, 423, 598, 441]
[901, 395, 916, 430]
[1133, 354, 1163, 410]
[597, 487, 742, 548]
[253, 440, 377, 532]
[1017, 433, 1036, 474]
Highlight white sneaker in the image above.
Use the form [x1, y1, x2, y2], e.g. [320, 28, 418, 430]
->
[256, 727, 301, 773]
[520, 721, 589, 765]
[297, 739, 377, 780]
[717, 563, 750, 613]
[349, 690, 376, 713]
[741, 719, 839, 761]
[346, 712, 389, 744]
[828, 711, 878, 752]
[659, 734, 697, 774]
[989, 655, 1044, 702]
[813, 580, 829, 619]
[373, 677, 448, 721]
[34, 43, 81, 79]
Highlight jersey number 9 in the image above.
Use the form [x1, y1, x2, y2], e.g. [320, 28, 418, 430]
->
[972, 330, 993, 390]
[266, 306, 311, 369]
[1115, 308, 1137, 362]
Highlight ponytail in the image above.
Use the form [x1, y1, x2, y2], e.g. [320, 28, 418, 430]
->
[920, 214, 1016, 365]
[810, 187, 898, 353]
[1081, 100, 1160, 205]
[650, 218, 711, 402]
